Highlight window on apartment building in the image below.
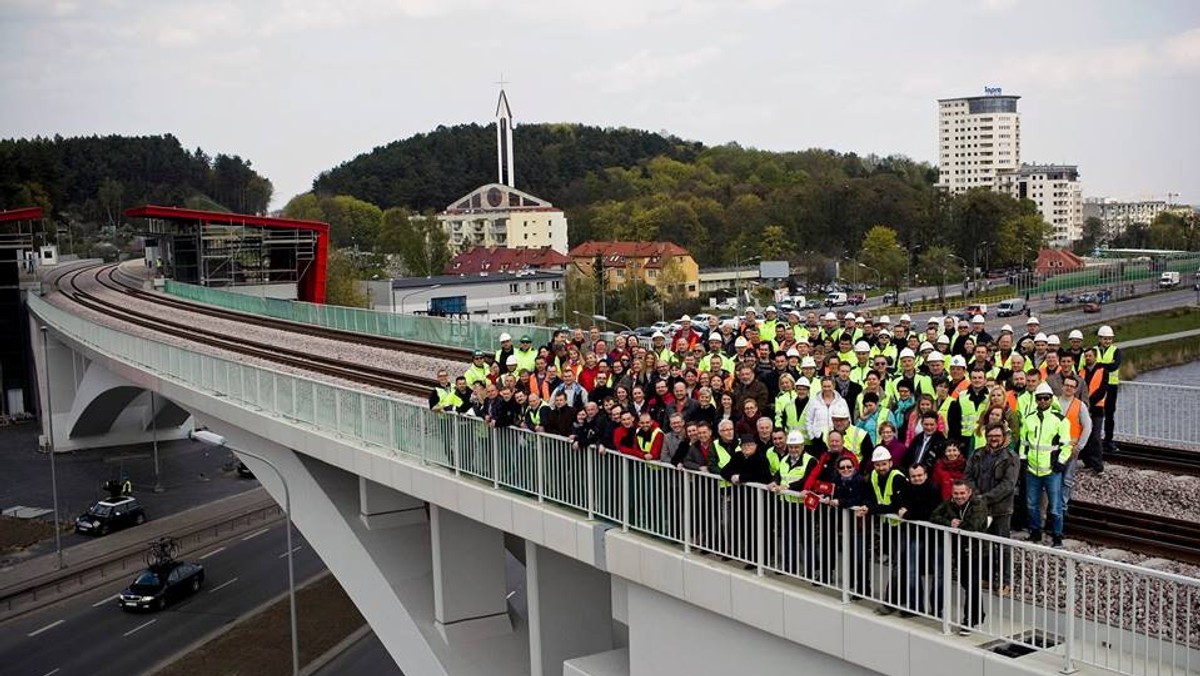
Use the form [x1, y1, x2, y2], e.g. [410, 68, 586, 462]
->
[552, 281, 561, 290]
[537, 281, 546, 291]
[509, 283, 519, 294]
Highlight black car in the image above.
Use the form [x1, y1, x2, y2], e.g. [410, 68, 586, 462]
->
[119, 561, 205, 611]
[75, 496, 146, 536]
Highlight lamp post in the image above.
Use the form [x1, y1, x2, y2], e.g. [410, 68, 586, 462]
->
[399, 284, 441, 315]
[38, 326, 64, 570]
[588, 312, 634, 334]
[190, 430, 298, 676]
[150, 391, 163, 493]
[907, 244, 922, 296]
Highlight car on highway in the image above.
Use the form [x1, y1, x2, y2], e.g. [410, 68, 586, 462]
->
[119, 561, 205, 611]
[847, 293, 866, 306]
[1083, 302, 1102, 313]
[75, 495, 146, 536]
[881, 291, 898, 304]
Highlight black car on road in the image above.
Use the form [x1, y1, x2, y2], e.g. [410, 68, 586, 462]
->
[119, 561, 205, 611]
[74, 495, 146, 536]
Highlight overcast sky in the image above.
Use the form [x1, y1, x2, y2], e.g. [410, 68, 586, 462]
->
[2, 0, 1197, 210]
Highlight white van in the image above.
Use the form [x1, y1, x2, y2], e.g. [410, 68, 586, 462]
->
[825, 292, 848, 307]
[995, 298, 1025, 317]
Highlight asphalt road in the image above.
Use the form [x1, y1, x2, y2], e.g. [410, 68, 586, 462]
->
[0, 522, 322, 676]
[0, 425, 258, 566]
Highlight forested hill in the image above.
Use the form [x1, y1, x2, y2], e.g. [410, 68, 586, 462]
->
[0, 134, 273, 224]
[313, 122, 699, 213]
[307, 122, 955, 267]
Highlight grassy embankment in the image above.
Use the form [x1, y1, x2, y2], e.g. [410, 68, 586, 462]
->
[1071, 307, 1200, 379]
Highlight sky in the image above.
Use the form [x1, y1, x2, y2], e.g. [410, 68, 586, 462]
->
[2, 0, 1198, 211]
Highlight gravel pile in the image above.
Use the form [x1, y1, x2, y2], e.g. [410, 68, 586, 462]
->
[1072, 463, 1200, 524]
[45, 266, 459, 407]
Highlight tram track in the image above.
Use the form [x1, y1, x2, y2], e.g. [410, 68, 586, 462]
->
[54, 264, 444, 399]
[1066, 501, 1200, 566]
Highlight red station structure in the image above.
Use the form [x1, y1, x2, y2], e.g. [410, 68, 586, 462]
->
[125, 205, 329, 304]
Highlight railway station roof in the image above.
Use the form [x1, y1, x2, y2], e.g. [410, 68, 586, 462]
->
[0, 206, 44, 223]
[123, 205, 328, 234]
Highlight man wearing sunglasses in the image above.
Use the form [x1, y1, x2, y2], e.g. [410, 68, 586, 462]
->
[1021, 382, 1072, 547]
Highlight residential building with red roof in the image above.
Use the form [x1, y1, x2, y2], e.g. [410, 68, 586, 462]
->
[568, 241, 699, 298]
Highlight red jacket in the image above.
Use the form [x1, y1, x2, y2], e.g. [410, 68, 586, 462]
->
[932, 454, 967, 500]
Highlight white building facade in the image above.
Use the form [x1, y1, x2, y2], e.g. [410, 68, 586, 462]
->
[935, 90, 1022, 194]
[996, 164, 1084, 247]
[1083, 198, 1174, 239]
[364, 271, 563, 325]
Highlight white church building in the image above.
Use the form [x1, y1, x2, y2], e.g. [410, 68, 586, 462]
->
[436, 89, 570, 254]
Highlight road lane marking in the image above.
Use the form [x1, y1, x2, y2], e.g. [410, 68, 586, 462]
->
[92, 593, 120, 607]
[40, 669, 60, 676]
[209, 577, 238, 594]
[27, 619, 64, 637]
[278, 546, 303, 559]
[123, 618, 156, 637]
[242, 527, 271, 541]
[198, 546, 227, 560]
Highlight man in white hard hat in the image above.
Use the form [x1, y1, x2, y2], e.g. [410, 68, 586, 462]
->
[769, 429, 820, 575]
[1023, 316, 1040, 343]
[1022, 382, 1072, 547]
[495, 332, 515, 371]
[859, 445, 909, 615]
[1065, 329, 1085, 364]
[970, 314, 992, 345]
[760, 306, 779, 344]
[850, 340, 873, 384]
[1094, 325, 1121, 452]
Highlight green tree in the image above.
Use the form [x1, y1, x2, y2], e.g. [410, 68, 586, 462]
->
[758, 224, 794, 262]
[1147, 212, 1189, 250]
[324, 250, 369, 307]
[282, 193, 325, 221]
[917, 245, 963, 308]
[1073, 216, 1106, 255]
[859, 225, 907, 291]
[97, 178, 123, 228]
[323, 195, 383, 250]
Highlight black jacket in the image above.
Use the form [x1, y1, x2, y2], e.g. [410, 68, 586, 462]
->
[722, 449, 775, 486]
[903, 431, 946, 471]
[897, 480, 942, 522]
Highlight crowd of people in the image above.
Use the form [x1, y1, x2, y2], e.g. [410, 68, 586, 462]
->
[427, 307, 1123, 632]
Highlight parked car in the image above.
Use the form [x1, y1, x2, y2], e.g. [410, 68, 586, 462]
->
[1083, 302, 1102, 313]
[1054, 294, 1074, 304]
[119, 561, 205, 611]
[75, 495, 146, 536]
[965, 303, 988, 317]
[825, 292, 848, 306]
[881, 291, 898, 304]
[847, 293, 866, 306]
[1076, 292, 1097, 304]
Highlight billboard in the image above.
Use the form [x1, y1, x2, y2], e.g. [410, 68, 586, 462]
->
[759, 260, 789, 279]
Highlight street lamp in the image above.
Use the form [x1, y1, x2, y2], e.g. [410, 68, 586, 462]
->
[857, 263, 881, 286]
[399, 284, 441, 314]
[589, 313, 634, 334]
[38, 326, 64, 570]
[189, 430, 299, 676]
[907, 244, 923, 294]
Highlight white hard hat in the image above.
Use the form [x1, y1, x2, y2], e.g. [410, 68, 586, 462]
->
[1098, 325, 1114, 338]
[745, 307, 757, 314]
[1026, 316, 1040, 325]
[899, 348, 915, 359]
[795, 376, 811, 389]
[708, 334, 723, 342]
[878, 315, 892, 325]
[830, 401, 851, 419]
[899, 314, 912, 323]
[1035, 382, 1054, 396]
[680, 314, 692, 322]
[823, 311, 837, 321]
[652, 331, 666, 339]
[1047, 334, 1061, 346]
[854, 341, 871, 353]
[734, 336, 749, 347]
[971, 315, 985, 324]
[505, 355, 518, 365]
[918, 341, 934, 352]
[499, 332, 512, 342]
[786, 348, 800, 357]
[950, 355, 967, 368]
[928, 351, 945, 361]
[765, 305, 777, 313]
[1068, 329, 1084, 340]
[871, 446, 892, 463]
[928, 316, 941, 325]
[801, 356, 818, 369]
[1034, 332, 1048, 342]
[787, 431, 805, 445]
[936, 334, 950, 344]
[1000, 324, 1013, 334]
[789, 310, 801, 318]
[957, 319, 970, 327]
[844, 312, 857, 321]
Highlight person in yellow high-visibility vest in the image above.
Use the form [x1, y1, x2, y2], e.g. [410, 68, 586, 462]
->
[1022, 382, 1072, 548]
[859, 445, 909, 615]
[1095, 325, 1121, 453]
[768, 430, 819, 576]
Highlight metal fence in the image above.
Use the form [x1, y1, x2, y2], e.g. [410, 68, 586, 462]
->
[1115, 381, 1200, 450]
[163, 279, 558, 354]
[30, 293, 1200, 675]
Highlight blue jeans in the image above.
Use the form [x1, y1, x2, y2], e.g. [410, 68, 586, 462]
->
[1025, 472, 1064, 536]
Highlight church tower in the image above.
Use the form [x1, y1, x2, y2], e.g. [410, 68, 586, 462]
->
[496, 88, 515, 187]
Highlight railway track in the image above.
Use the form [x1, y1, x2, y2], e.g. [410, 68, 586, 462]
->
[1106, 441, 1200, 477]
[54, 264, 444, 398]
[1067, 501, 1200, 566]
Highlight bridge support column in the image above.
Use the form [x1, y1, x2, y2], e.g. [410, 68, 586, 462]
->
[430, 505, 513, 644]
[526, 541, 614, 676]
[32, 327, 78, 450]
[359, 476, 426, 530]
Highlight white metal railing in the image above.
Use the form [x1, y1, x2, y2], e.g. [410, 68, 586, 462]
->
[1116, 381, 1200, 450]
[29, 294, 1200, 675]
